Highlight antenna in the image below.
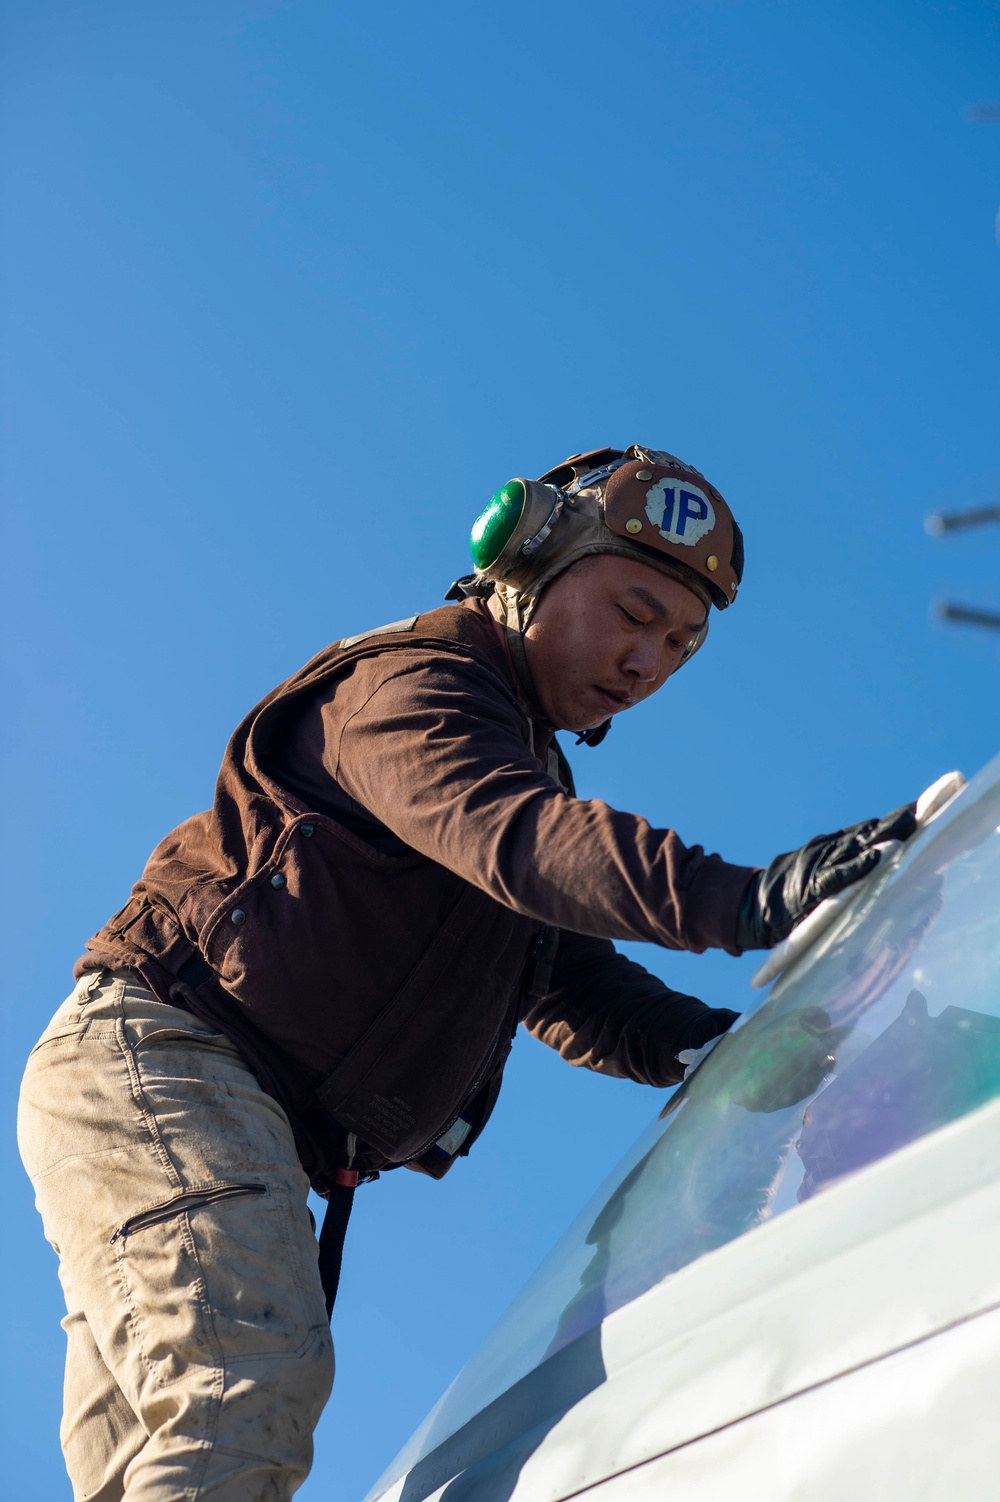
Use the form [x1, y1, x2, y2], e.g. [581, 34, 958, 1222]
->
[925, 504, 1000, 536]
[928, 503, 1000, 635]
[928, 103, 1000, 633]
[937, 602, 1000, 632]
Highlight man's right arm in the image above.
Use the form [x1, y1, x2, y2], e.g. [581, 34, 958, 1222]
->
[326, 648, 757, 956]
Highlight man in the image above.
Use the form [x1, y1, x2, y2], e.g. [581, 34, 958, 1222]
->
[19, 444, 916, 1499]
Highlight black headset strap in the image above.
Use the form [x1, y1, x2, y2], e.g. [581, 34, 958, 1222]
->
[576, 719, 612, 747]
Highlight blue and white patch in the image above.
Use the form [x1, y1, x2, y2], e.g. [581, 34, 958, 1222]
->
[644, 479, 715, 546]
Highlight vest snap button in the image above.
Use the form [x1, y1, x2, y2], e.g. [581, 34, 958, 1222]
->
[271, 873, 286, 889]
[231, 909, 246, 926]
[301, 824, 315, 838]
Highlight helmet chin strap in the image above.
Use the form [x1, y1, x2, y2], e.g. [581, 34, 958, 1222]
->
[500, 591, 612, 747]
[500, 592, 549, 725]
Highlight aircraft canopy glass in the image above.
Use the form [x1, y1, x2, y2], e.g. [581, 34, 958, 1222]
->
[369, 754, 1000, 1500]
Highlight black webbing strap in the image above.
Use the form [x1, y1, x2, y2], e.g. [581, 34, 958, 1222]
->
[318, 1182, 356, 1321]
[176, 953, 214, 989]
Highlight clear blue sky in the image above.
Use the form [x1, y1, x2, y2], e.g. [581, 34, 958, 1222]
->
[2, 2, 998, 1496]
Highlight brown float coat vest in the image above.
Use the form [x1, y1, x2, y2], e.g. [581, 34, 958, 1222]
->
[77, 603, 754, 1190]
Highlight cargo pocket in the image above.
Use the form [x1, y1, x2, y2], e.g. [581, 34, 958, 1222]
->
[112, 1180, 324, 1371]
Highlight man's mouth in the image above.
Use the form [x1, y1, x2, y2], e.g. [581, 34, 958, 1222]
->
[595, 686, 635, 713]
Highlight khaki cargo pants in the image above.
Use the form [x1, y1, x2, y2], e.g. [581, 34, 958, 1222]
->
[18, 969, 334, 1500]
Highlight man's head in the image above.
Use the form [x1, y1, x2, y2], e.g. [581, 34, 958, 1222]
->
[508, 552, 708, 732]
[457, 443, 744, 739]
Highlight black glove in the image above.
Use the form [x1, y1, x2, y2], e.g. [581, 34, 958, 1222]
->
[661, 1006, 741, 1114]
[678, 1007, 740, 1053]
[736, 802, 918, 951]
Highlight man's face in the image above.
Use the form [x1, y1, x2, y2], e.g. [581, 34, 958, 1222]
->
[518, 553, 708, 732]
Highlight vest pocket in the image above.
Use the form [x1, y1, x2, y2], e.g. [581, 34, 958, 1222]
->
[111, 1182, 267, 1243]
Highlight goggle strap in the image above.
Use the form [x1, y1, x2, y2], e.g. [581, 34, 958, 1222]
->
[565, 459, 628, 495]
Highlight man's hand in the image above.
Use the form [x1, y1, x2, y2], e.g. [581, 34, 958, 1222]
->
[674, 1006, 740, 1078]
[736, 802, 918, 951]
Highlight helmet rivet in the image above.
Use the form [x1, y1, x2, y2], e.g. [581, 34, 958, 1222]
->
[635, 469, 653, 482]
[706, 555, 719, 571]
[625, 518, 643, 534]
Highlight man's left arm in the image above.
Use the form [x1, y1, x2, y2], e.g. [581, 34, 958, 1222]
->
[523, 929, 739, 1089]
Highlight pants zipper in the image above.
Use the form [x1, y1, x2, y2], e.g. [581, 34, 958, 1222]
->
[111, 1183, 268, 1243]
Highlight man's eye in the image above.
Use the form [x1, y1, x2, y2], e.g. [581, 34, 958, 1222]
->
[619, 607, 642, 626]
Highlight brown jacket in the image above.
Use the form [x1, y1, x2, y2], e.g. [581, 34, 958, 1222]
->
[77, 601, 755, 1190]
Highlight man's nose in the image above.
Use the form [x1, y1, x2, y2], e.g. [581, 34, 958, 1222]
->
[623, 644, 661, 682]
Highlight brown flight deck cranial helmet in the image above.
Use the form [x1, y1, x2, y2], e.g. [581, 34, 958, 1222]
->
[458, 444, 745, 741]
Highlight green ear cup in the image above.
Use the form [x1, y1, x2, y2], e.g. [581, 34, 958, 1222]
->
[469, 480, 526, 570]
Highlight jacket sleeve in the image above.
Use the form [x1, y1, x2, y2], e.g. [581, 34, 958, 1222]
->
[523, 930, 736, 1087]
[326, 648, 758, 955]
